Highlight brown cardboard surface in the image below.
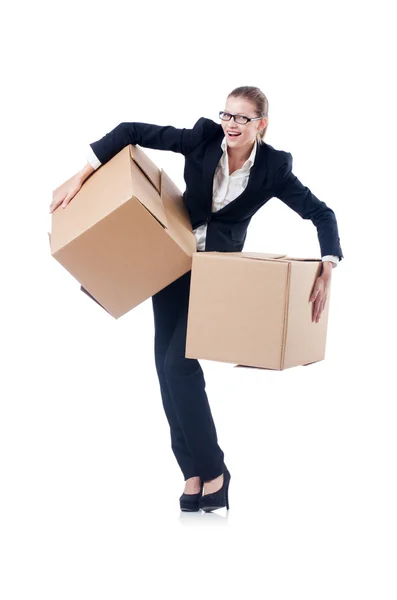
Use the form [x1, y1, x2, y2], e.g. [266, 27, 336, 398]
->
[49, 145, 195, 319]
[160, 170, 196, 255]
[282, 260, 330, 369]
[185, 251, 329, 370]
[129, 145, 161, 194]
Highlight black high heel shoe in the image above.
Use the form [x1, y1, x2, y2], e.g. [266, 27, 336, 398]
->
[199, 465, 231, 512]
[179, 480, 204, 512]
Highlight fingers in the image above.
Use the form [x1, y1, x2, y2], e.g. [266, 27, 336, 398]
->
[310, 284, 320, 303]
[50, 190, 62, 213]
[49, 193, 70, 213]
[49, 198, 61, 213]
[310, 277, 325, 323]
[312, 299, 319, 323]
[312, 296, 327, 323]
[49, 176, 82, 213]
[61, 195, 71, 209]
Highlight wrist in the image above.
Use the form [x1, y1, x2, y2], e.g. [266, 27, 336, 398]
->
[321, 261, 333, 277]
[77, 162, 95, 184]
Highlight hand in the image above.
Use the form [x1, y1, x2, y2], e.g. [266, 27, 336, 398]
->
[49, 173, 83, 214]
[310, 267, 332, 323]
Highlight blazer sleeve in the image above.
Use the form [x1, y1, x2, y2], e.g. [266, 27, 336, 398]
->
[89, 116, 208, 166]
[274, 152, 344, 261]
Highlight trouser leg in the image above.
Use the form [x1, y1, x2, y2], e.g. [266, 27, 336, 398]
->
[152, 270, 225, 481]
[162, 272, 225, 482]
[152, 272, 198, 480]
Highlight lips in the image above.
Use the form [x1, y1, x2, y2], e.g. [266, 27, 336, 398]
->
[227, 131, 241, 137]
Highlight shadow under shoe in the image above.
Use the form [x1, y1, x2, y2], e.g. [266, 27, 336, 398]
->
[179, 481, 204, 512]
[199, 465, 231, 512]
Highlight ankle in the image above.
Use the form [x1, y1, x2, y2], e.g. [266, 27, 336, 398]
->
[203, 473, 223, 495]
[183, 476, 202, 493]
[185, 476, 200, 484]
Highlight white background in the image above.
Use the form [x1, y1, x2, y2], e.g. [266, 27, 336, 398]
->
[1, 0, 396, 598]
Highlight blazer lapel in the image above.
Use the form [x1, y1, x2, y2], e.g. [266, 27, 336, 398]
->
[239, 142, 269, 202]
[202, 137, 223, 212]
[203, 136, 269, 215]
[202, 139, 270, 217]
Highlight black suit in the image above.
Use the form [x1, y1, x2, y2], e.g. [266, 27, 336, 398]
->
[90, 116, 344, 258]
[89, 117, 343, 482]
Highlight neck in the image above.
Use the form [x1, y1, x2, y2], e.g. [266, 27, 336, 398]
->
[227, 139, 256, 163]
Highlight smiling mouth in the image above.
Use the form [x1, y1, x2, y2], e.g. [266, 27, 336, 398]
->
[227, 131, 241, 138]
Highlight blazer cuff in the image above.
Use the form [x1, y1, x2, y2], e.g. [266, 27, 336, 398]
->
[322, 255, 339, 268]
[87, 145, 102, 170]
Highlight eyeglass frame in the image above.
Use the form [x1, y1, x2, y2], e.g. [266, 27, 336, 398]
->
[219, 111, 265, 125]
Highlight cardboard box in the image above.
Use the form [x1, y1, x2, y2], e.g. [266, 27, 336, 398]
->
[48, 145, 196, 319]
[185, 252, 331, 370]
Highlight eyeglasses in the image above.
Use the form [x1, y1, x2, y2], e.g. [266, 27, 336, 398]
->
[219, 111, 264, 125]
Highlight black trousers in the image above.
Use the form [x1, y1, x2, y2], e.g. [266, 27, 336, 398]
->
[151, 269, 225, 482]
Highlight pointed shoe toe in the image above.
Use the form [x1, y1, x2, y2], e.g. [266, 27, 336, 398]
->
[179, 483, 204, 512]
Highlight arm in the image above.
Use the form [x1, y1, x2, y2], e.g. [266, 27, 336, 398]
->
[274, 152, 344, 262]
[78, 161, 96, 183]
[51, 117, 209, 213]
[322, 255, 339, 268]
[87, 116, 209, 169]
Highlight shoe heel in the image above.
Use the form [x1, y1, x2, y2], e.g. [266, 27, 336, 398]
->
[199, 466, 231, 512]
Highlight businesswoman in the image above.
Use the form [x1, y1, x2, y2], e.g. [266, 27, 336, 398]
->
[50, 86, 344, 512]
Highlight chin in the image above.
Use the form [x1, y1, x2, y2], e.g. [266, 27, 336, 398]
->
[228, 138, 244, 146]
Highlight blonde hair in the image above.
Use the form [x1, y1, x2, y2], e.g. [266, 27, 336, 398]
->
[227, 86, 269, 145]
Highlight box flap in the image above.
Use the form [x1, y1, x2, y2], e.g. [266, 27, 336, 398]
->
[205, 251, 288, 261]
[128, 147, 168, 229]
[80, 285, 110, 313]
[129, 145, 161, 194]
[203, 252, 320, 263]
[160, 169, 192, 229]
[160, 169, 196, 255]
[238, 252, 288, 260]
[282, 255, 321, 262]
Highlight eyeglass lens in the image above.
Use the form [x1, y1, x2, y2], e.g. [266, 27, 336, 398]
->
[220, 112, 248, 124]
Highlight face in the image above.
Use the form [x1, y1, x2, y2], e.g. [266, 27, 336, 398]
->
[221, 96, 268, 150]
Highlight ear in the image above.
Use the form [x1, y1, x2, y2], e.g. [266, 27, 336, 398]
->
[260, 117, 268, 130]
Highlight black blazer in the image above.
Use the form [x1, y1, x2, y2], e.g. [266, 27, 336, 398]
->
[90, 117, 344, 260]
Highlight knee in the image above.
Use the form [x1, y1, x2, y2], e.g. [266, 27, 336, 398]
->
[163, 351, 181, 379]
[164, 350, 199, 380]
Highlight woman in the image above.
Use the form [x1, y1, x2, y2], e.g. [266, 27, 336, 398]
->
[50, 86, 344, 513]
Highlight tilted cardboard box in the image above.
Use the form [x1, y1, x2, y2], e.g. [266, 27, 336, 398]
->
[185, 252, 332, 370]
[49, 145, 196, 318]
